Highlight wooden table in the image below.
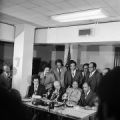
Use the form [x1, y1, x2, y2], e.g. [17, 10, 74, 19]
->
[23, 98, 96, 120]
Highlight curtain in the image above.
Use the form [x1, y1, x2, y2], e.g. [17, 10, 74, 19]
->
[114, 47, 120, 67]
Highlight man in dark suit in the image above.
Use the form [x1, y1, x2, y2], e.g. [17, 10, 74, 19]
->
[81, 63, 90, 86]
[87, 62, 102, 93]
[64, 60, 83, 88]
[27, 76, 46, 98]
[78, 82, 96, 107]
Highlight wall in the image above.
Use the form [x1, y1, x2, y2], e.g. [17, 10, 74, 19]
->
[0, 42, 14, 67]
[0, 23, 14, 42]
[35, 22, 120, 44]
[78, 45, 114, 71]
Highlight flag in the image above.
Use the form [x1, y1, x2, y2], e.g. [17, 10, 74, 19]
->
[65, 45, 71, 70]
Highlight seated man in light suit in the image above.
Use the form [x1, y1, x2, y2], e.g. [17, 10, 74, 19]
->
[38, 65, 55, 92]
[52, 59, 66, 88]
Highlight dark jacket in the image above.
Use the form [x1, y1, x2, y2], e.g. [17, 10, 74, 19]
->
[64, 70, 83, 88]
[78, 90, 96, 107]
[87, 70, 102, 93]
[27, 84, 46, 98]
[48, 87, 65, 102]
[0, 73, 11, 89]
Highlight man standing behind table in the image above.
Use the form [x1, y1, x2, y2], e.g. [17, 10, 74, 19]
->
[87, 62, 102, 93]
[64, 60, 83, 89]
[38, 65, 55, 92]
[52, 59, 66, 88]
[81, 63, 90, 86]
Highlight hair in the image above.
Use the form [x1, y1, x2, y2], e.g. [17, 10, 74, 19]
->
[83, 81, 91, 87]
[89, 62, 97, 68]
[69, 60, 77, 66]
[83, 63, 89, 68]
[104, 67, 111, 72]
[55, 59, 63, 66]
[31, 74, 40, 86]
[43, 64, 51, 70]
[97, 67, 120, 120]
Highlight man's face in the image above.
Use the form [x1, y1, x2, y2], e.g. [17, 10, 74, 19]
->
[83, 65, 89, 73]
[56, 62, 62, 69]
[89, 63, 95, 73]
[33, 79, 39, 86]
[44, 67, 50, 75]
[70, 63, 76, 71]
[83, 83, 90, 93]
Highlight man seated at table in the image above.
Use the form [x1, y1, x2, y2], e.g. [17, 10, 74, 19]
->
[48, 81, 65, 102]
[62, 81, 82, 106]
[27, 75, 46, 98]
[78, 82, 97, 109]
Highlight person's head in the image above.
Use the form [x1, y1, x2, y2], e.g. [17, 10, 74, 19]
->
[83, 63, 89, 73]
[43, 65, 50, 75]
[33, 78, 39, 86]
[102, 68, 111, 76]
[97, 67, 120, 120]
[0, 86, 27, 120]
[89, 62, 97, 73]
[70, 60, 77, 71]
[55, 59, 63, 69]
[72, 81, 79, 89]
[3, 64, 10, 77]
[54, 81, 61, 90]
[83, 82, 90, 94]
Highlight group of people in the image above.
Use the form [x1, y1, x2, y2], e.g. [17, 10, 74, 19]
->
[27, 59, 105, 111]
[1, 59, 120, 120]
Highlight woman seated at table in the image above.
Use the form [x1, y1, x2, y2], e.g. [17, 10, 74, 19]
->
[27, 75, 46, 98]
[48, 81, 65, 102]
[63, 81, 82, 106]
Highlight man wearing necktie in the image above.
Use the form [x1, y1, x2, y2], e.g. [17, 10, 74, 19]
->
[52, 59, 66, 88]
[64, 60, 83, 88]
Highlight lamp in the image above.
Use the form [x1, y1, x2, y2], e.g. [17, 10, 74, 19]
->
[51, 9, 107, 22]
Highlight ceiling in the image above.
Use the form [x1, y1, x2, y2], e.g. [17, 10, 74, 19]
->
[0, 0, 120, 28]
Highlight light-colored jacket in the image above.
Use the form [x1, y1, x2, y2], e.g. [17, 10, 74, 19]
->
[66, 87, 82, 105]
[39, 72, 55, 90]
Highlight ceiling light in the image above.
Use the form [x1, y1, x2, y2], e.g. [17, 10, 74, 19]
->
[51, 9, 107, 22]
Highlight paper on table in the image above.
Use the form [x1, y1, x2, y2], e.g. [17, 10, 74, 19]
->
[61, 107, 96, 119]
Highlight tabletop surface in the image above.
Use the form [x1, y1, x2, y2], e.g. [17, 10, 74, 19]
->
[22, 98, 96, 120]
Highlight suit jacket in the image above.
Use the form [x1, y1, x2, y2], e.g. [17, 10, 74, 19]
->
[39, 72, 55, 90]
[49, 87, 65, 102]
[52, 67, 66, 88]
[81, 71, 90, 85]
[87, 70, 102, 93]
[78, 90, 96, 107]
[66, 87, 82, 104]
[27, 84, 46, 97]
[64, 70, 83, 88]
